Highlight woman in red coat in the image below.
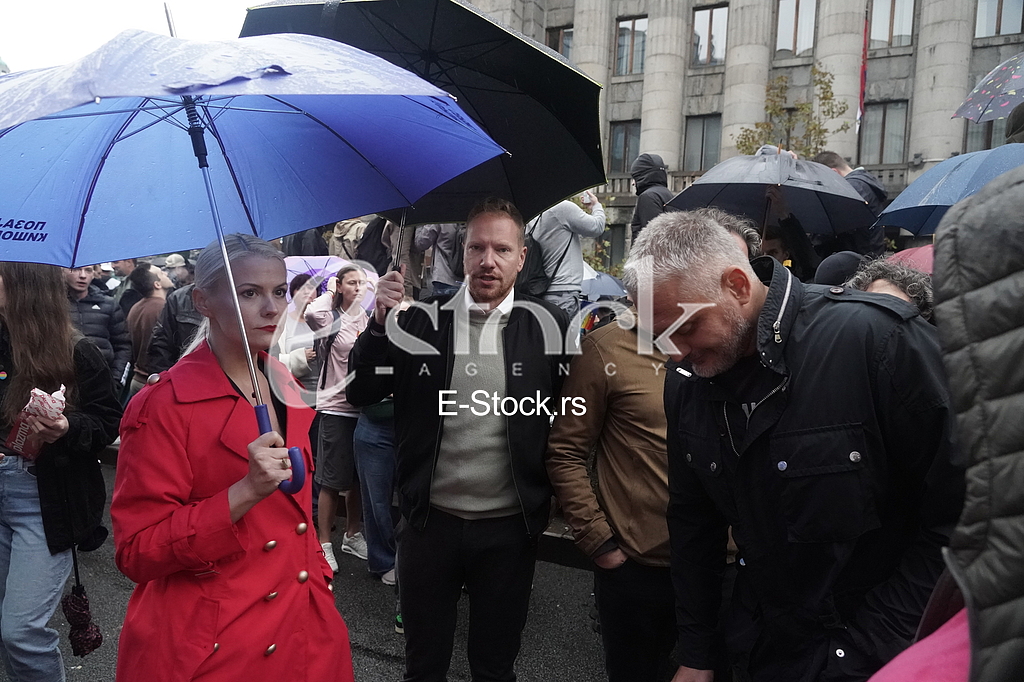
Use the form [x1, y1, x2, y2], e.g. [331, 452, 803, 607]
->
[111, 235, 354, 681]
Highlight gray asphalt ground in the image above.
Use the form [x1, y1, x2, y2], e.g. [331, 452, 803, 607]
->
[2, 464, 608, 682]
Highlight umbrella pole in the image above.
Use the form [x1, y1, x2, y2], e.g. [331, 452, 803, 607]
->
[185, 96, 304, 494]
[391, 208, 408, 272]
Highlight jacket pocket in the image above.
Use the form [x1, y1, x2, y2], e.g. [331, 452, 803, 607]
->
[769, 424, 880, 543]
[679, 430, 724, 479]
[175, 595, 220, 678]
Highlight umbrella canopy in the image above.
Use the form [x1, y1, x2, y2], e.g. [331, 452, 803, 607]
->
[888, 244, 933, 275]
[581, 262, 626, 301]
[284, 255, 378, 310]
[954, 51, 1024, 122]
[0, 29, 504, 494]
[875, 145, 1024, 235]
[667, 147, 875, 234]
[0, 29, 504, 266]
[240, 0, 605, 222]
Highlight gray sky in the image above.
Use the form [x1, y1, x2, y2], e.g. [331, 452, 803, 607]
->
[0, 0, 256, 72]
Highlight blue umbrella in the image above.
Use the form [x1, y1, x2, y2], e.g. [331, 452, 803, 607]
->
[0, 29, 503, 493]
[876, 144, 1024, 235]
[581, 262, 626, 301]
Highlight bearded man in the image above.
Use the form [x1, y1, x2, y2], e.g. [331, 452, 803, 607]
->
[623, 210, 964, 682]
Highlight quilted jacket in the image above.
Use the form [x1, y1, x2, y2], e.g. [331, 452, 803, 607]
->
[933, 164, 1024, 682]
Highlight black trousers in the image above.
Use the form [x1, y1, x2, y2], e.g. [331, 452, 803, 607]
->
[594, 558, 676, 682]
[397, 508, 539, 682]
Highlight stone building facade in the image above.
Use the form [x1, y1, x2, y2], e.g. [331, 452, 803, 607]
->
[471, 0, 1024, 264]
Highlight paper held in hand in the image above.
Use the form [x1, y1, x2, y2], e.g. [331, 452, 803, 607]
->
[4, 385, 66, 459]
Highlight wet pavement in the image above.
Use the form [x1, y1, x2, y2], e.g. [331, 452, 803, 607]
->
[2, 465, 608, 682]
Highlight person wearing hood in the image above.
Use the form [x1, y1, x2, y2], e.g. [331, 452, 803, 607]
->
[813, 151, 888, 258]
[629, 153, 677, 241]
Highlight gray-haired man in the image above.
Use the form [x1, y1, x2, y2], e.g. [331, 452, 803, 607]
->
[624, 210, 963, 682]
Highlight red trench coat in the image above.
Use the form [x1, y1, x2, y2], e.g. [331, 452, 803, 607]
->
[112, 343, 354, 682]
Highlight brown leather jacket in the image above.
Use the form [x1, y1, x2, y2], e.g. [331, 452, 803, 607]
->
[545, 321, 670, 566]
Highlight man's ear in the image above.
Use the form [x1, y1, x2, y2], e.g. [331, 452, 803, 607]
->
[721, 266, 753, 305]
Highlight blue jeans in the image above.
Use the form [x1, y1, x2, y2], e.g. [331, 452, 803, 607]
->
[353, 413, 396, 575]
[0, 456, 72, 681]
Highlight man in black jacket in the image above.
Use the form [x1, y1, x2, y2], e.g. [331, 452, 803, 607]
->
[145, 283, 202, 373]
[630, 153, 677, 241]
[65, 267, 132, 387]
[812, 151, 888, 257]
[622, 210, 963, 682]
[348, 197, 570, 682]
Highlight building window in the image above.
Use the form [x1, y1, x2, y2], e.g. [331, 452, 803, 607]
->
[683, 115, 722, 171]
[976, 0, 1024, 37]
[776, 0, 817, 58]
[610, 120, 641, 174]
[869, 0, 914, 48]
[547, 26, 573, 61]
[964, 118, 1008, 152]
[615, 18, 647, 75]
[859, 101, 907, 165]
[693, 5, 729, 66]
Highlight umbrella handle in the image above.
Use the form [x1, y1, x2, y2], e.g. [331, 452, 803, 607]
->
[255, 404, 306, 495]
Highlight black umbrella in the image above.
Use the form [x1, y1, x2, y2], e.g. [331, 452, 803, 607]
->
[240, 0, 606, 223]
[668, 146, 874, 234]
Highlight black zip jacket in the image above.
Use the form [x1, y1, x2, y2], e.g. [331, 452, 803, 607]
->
[347, 292, 570, 535]
[146, 284, 202, 374]
[0, 332, 122, 553]
[68, 285, 132, 385]
[665, 257, 964, 681]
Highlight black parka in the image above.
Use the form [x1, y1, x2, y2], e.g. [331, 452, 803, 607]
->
[347, 292, 570, 535]
[665, 257, 964, 681]
[68, 285, 132, 385]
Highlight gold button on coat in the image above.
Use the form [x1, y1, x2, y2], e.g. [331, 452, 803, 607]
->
[296, 523, 308, 534]
[265, 591, 279, 601]
[263, 540, 277, 551]
[265, 644, 277, 656]
[297, 570, 309, 583]
[213, 643, 219, 652]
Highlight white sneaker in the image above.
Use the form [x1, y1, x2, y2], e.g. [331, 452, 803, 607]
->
[381, 568, 397, 586]
[321, 542, 339, 573]
[341, 532, 368, 560]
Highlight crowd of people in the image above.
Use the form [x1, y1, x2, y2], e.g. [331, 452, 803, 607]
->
[0, 142, 1018, 682]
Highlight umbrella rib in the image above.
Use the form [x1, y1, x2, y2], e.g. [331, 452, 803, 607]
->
[261, 95, 416, 206]
[40, 103, 192, 120]
[200, 106, 261, 236]
[70, 108, 146, 266]
[116, 103, 190, 141]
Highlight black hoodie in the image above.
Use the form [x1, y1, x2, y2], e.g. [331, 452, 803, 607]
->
[629, 153, 676, 239]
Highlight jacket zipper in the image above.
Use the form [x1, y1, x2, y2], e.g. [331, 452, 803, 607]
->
[772, 270, 793, 344]
[424, 317, 455, 528]
[723, 376, 789, 457]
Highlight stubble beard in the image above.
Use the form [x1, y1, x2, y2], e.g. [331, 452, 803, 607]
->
[690, 307, 756, 378]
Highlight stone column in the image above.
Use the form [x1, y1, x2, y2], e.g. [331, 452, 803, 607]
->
[720, 0, 773, 159]
[907, 0, 973, 176]
[815, 0, 864, 161]
[572, 0, 614, 166]
[638, 0, 688, 170]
